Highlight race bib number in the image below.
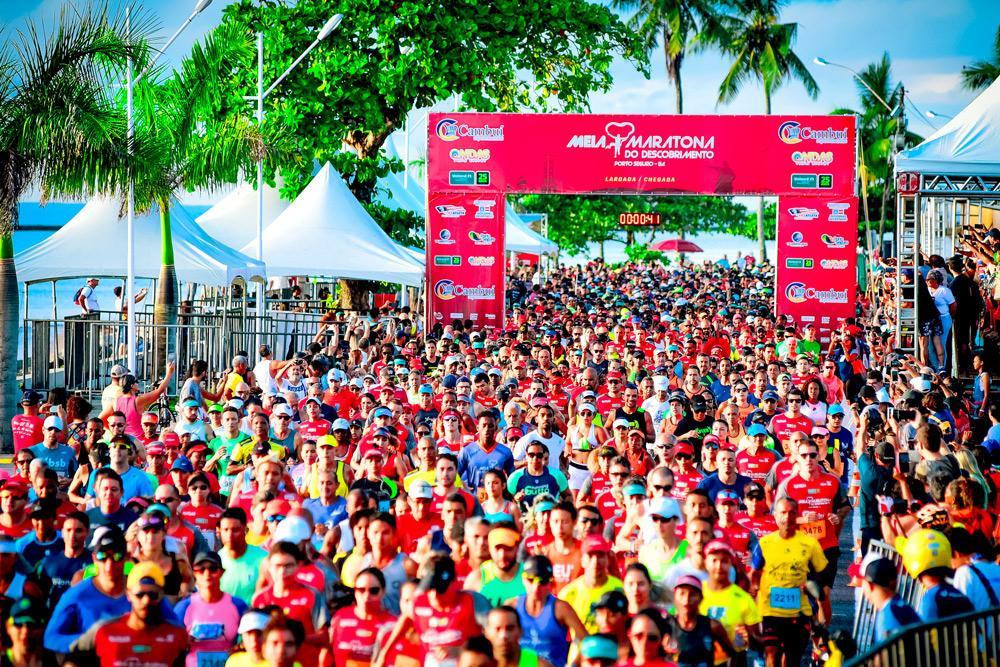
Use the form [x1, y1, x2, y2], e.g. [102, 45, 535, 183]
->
[769, 586, 801, 611]
[801, 519, 827, 540]
[196, 651, 229, 667]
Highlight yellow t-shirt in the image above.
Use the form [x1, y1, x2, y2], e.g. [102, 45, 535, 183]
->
[558, 576, 623, 633]
[224, 372, 247, 397]
[753, 531, 827, 618]
[700, 583, 761, 662]
[402, 469, 464, 492]
[233, 440, 287, 464]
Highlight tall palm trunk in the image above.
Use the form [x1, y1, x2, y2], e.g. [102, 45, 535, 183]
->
[154, 200, 177, 373]
[0, 234, 17, 451]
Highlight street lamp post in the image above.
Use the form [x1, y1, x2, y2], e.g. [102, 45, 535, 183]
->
[926, 110, 953, 120]
[813, 56, 897, 114]
[125, 0, 213, 374]
[250, 13, 343, 320]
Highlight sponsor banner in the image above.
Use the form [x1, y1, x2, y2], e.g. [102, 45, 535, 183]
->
[776, 195, 859, 338]
[428, 113, 856, 196]
[427, 192, 505, 325]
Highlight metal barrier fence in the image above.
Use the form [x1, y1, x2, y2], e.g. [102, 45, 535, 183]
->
[847, 605, 1000, 667]
[21, 309, 336, 401]
[852, 539, 923, 653]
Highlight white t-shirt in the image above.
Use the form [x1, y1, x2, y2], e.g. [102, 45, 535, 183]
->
[279, 378, 307, 402]
[253, 359, 278, 395]
[929, 285, 956, 317]
[80, 285, 98, 313]
[513, 430, 565, 463]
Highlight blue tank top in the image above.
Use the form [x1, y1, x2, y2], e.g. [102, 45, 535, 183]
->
[973, 375, 986, 408]
[516, 594, 568, 667]
[482, 500, 516, 524]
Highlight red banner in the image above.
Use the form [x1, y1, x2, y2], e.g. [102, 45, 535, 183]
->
[427, 113, 856, 196]
[426, 192, 506, 325]
[775, 196, 859, 338]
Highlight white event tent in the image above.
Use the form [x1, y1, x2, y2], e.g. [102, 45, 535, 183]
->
[241, 162, 424, 286]
[16, 197, 266, 286]
[196, 181, 289, 250]
[506, 204, 559, 255]
[896, 77, 1000, 175]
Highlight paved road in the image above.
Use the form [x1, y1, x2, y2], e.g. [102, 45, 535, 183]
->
[829, 510, 858, 635]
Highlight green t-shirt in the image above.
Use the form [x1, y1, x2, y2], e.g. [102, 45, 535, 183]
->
[219, 544, 267, 606]
[796, 339, 822, 363]
[209, 433, 251, 496]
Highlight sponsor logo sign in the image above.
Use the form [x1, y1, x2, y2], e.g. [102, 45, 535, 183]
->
[778, 121, 849, 145]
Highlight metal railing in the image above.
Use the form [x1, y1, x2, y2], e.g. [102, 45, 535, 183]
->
[852, 540, 923, 653]
[847, 605, 1000, 667]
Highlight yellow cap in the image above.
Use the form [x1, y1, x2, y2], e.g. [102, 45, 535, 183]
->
[127, 561, 165, 589]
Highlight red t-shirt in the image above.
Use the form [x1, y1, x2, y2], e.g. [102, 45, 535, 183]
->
[397, 513, 443, 554]
[298, 419, 332, 442]
[736, 448, 780, 484]
[736, 512, 778, 538]
[11, 414, 42, 454]
[324, 387, 360, 416]
[177, 503, 224, 543]
[93, 615, 188, 666]
[595, 393, 624, 417]
[671, 469, 704, 501]
[0, 517, 32, 539]
[252, 582, 328, 666]
[330, 606, 397, 667]
[431, 488, 476, 516]
[769, 413, 814, 444]
[593, 489, 622, 520]
[411, 590, 480, 656]
[721, 521, 754, 562]
[776, 471, 844, 549]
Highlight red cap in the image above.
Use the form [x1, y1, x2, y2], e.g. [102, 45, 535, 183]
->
[606, 371, 623, 380]
[145, 443, 165, 456]
[264, 499, 292, 518]
[440, 408, 461, 419]
[676, 442, 695, 456]
[705, 540, 736, 559]
[582, 534, 612, 554]
[1, 480, 27, 496]
[162, 432, 181, 448]
[185, 442, 208, 455]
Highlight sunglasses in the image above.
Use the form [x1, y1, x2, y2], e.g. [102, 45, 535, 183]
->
[267, 514, 286, 522]
[787, 399, 802, 404]
[156, 497, 179, 504]
[276, 415, 292, 421]
[355, 586, 382, 594]
[800, 452, 820, 459]
[443, 417, 459, 423]
[652, 515, 678, 523]
[189, 485, 209, 492]
[631, 632, 662, 642]
[195, 565, 221, 574]
[132, 590, 162, 601]
[610, 471, 628, 477]
[15, 459, 31, 465]
[141, 422, 158, 428]
[580, 516, 601, 525]
[96, 550, 125, 562]
[523, 576, 552, 586]
[108, 422, 126, 428]
[653, 484, 673, 493]
[676, 453, 693, 460]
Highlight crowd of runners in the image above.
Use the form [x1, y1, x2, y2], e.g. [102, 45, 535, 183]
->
[3, 255, 1000, 667]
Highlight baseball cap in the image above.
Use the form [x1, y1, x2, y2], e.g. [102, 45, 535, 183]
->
[747, 423, 768, 437]
[744, 481, 766, 499]
[874, 441, 896, 464]
[238, 610, 270, 634]
[762, 390, 780, 401]
[137, 514, 166, 531]
[828, 404, 845, 416]
[0, 480, 27, 496]
[181, 398, 200, 408]
[674, 574, 703, 591]
[43, 415, 63, 431]
[488, 527, 521, 549]
[612, 418, 630, 429]
[90, 525, 127, 552]
[579, 636, 619, 661]
[654, 376, 670, 391]
[8, 598, 44, 626]
[251, 442, 272, 457]
[650, 496, 682, 520]
[265, 499, 292, 518]
[622, 482, 647, 497]
[578, 403, 597, 414]
[418, 384, 434, 395]
[272, 515, 312, 544]
[811, 426, 830, 436]
[409, 480, 433, 500]
[582, 534, 612, 554]
[317, 434, 338, 448]
[716, 490, 740, 505]
[363, 447, 385, 460]
[185, 441, 208, 455]
[193, 551, 223, 568]
[331, 418, 351, 432]
[372, 406, 393, 418]
[862, 555, 898, 588]
[704, 540, 736, 560]
[20, 390, 41, 405]
[127, 561, 165, 589]
[207, 404, 224, 414]
[170, 456, 194, 473]
[523, 555, 554, 583]
[592, 589, 628, 614]
[676, 442, 695, 456]
[145, 442, 165, 456]
[110, 364, 130, 378]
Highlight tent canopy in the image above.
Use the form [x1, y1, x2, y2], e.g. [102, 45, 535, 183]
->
[240, 162, 424, 286]
[896, 77, 1000, 176]
[16, 197, 266, 285]
[196, 181, 289, 251]
[506, 205, 559, 255]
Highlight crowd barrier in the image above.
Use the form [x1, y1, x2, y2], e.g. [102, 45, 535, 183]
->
[846, 605, 1000, 667]
[852, 539, 923, 653]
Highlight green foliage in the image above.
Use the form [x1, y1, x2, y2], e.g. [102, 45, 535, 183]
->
[208, 0, 647, 240]
[829, 52, 921, 223]
[732, 200, 776, 240]
[624, 243, 666, 263]
[512, 194, 748, 256]
[708, 0, 818, 113]
[961, 26, 1000, 92]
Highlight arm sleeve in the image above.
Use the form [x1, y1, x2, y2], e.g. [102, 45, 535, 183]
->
[809, 541, 829, 573]
[750, 543, 765, 571]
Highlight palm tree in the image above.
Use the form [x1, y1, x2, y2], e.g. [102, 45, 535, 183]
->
[710, 0, 818, 261]
[126, 22, 287, 365]
[830, 53, 921, 246]
[962, 26, 1000, 92]
[0, 5, 142, 450]
[612, 0, 718, 113]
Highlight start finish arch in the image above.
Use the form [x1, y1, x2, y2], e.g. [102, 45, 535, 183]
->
[425, 113, 858, 338]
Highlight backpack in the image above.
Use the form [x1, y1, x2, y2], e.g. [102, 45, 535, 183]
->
[73, 287, 85, 307]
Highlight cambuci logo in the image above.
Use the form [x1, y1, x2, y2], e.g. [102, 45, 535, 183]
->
[778, 121, 849, 145]
[435, 118, 505, 142]
[785, 282, 849, 304]
[433, 280, 496, 301]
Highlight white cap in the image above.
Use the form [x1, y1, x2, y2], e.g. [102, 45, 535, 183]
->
[272, 515, 311, 544]
[43, 415, 63, 431]
[654, 376, 670, 391]
[272, 403, 294, 417]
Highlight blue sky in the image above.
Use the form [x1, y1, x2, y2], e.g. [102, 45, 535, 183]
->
[3, 0, 997, 134]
